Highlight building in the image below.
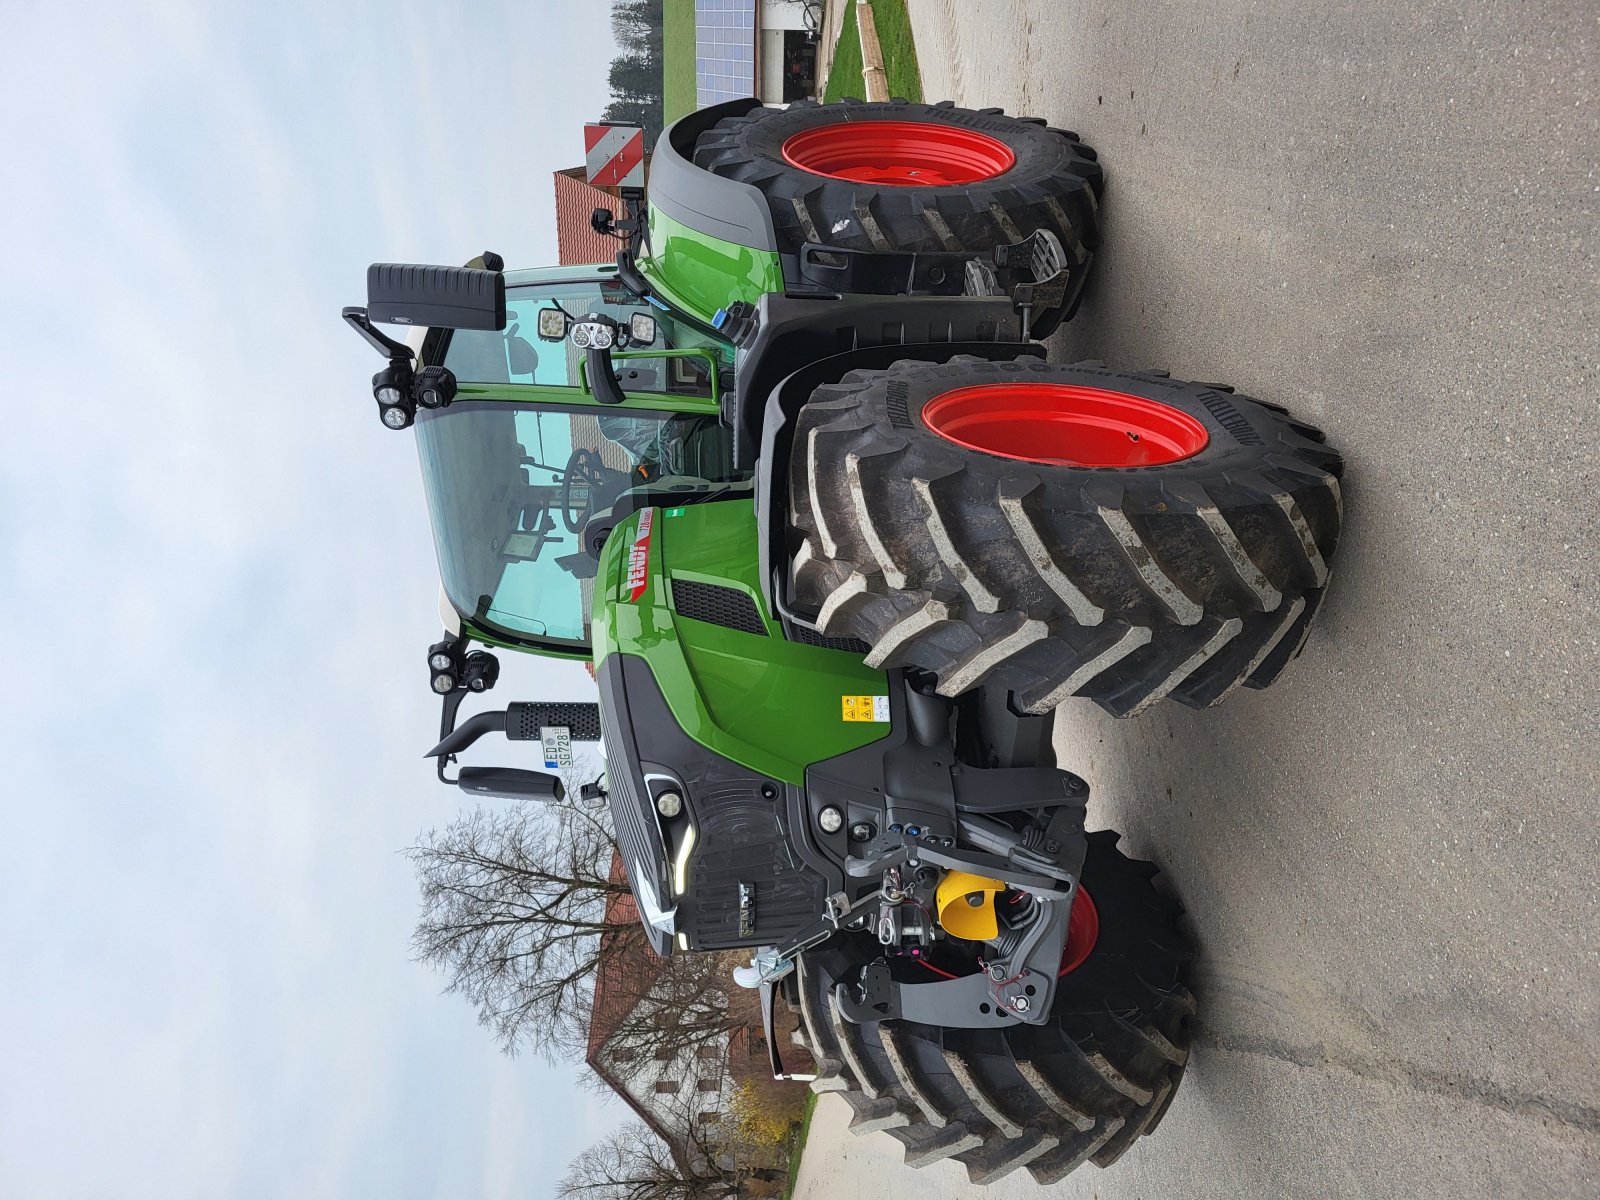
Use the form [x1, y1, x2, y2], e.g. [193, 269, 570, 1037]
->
[676, 0, 819, 109]
[556, 2, 827, 271]
[585, 852, 738, 1160]
[553, 165, 652, 267]
[553, 169, 621, 267]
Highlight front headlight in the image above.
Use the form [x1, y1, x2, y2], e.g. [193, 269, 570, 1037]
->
[672, 823, 697, 895]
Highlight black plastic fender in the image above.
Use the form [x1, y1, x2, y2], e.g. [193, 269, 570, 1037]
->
[649, 99, 781, 255]
[750, 314, 1045, 624]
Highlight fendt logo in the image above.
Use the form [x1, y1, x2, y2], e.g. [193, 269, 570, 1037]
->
[626, 508, 654, 602]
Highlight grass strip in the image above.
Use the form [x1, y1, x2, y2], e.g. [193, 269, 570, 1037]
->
[662, 0, 698, 122]
[823, 0, 924, 104]
[780, 1090, 819, 1200]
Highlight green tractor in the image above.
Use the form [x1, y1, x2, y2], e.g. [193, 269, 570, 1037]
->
[344, 98, 1343, 1184]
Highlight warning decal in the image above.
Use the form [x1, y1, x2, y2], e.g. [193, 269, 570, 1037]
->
[841, 695, 891, 723]
[584, 123, 646, 189]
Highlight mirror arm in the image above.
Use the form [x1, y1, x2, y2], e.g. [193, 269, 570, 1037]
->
[342, 307, 415, 361]
[426, 708, 508, 762]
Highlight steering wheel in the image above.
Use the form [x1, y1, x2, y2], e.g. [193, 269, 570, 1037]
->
[560, 448, 610, 532]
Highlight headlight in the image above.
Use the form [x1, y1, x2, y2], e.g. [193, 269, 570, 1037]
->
[656, 790, 683, 818]
[672, 824, 697, 895]
[818, 805, 843, 834]
[461, 650, 500, 693]
[412, 365, 457, 410]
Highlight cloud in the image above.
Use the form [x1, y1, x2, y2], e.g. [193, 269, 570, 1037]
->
[0, 3, 628, 1197]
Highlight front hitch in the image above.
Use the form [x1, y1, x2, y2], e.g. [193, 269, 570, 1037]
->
[833, 887, 1076, 1029]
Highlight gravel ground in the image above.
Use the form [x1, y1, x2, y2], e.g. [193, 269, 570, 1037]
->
[795, 2, 1598, 1196]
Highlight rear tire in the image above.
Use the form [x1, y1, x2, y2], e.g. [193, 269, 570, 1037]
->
[789, 831, 1193, 1185]
[788, 356, 1344, 715]
[692, 99, 1103, 335]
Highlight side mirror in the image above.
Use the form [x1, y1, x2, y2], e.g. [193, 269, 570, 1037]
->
[367, 263, 506, 331]
[536, 308, 569, 342]
[457, 766, 566, 802]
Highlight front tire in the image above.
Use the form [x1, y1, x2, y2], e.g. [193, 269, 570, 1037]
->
[788, 356, 1344, 715]
[788, 832, 1194, 1185]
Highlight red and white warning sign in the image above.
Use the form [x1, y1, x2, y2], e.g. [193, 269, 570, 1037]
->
[585, 123, 646, 189]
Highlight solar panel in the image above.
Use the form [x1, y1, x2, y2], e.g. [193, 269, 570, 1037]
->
[695, 0, 757, 107]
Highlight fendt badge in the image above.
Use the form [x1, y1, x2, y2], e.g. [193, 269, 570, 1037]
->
[626, 508, 655, 602]
[737, 882, 756, 938]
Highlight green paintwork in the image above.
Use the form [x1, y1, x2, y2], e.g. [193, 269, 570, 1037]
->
[459, 618, 594, 663]
[638, 206, 784, 328]
[591, 500, 890, 786]
[452, 381, 720, 417]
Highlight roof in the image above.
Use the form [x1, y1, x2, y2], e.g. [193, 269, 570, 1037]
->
[585, 850, 666, 1059]
[585, 850, 683, 1155]
[553, 169, 625, 267]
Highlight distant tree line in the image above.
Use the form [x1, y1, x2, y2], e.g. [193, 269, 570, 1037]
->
[604, 0, 665, 144]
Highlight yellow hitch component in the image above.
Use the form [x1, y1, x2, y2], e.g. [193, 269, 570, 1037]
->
[935, 870, 1007, 941]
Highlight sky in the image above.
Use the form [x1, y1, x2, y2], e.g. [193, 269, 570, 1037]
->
[0, 4, 632, 1196]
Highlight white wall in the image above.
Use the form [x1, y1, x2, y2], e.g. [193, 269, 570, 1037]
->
[759, 29, 788, 102]
[761, 0, 811, 32]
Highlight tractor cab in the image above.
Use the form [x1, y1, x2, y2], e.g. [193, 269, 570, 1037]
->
[347, 262, 747, 662]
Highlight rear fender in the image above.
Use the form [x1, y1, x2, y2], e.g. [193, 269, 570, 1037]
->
[649, 99, 779, 255]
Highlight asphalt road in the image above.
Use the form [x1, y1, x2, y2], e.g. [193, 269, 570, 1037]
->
[797, 2, 1598, 1196]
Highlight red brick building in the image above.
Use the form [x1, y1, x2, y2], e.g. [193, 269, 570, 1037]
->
[552, 158, 652, 267]
[585, 851, 724, 1167]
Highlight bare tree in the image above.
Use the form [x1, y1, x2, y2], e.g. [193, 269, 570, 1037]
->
[558, 1117, 738, 1200]
[610, 0, 663, 57]
[601, 952, 749, 1066]
[407, 801, 634, 1058]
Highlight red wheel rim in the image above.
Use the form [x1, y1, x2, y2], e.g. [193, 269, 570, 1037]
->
[922, 382, 1210, 467]
[781, 120, 1016, 186]
[1058, 885, 1100, 977]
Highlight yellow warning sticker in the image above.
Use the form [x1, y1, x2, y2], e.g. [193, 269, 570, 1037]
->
[841, 695, 891, 722]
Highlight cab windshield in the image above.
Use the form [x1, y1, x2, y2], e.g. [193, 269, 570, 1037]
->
[416, 278, 741, 650]
[414, 400, 738, 649]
